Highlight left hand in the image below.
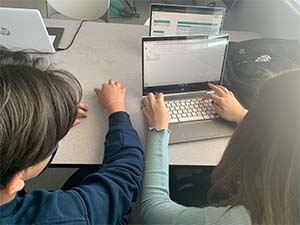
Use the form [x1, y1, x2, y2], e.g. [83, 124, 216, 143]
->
[73, 102, 88, 126]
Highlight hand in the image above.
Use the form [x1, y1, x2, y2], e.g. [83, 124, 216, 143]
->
[202, 83, 248, 123]
[94, 79, 126, 116]
[142, 93, 169, 129]
[73, 102, 88, 126]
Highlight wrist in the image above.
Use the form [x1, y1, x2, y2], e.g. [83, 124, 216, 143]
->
[236, 109, 248, 123]
[149, 123, 168, 130]
[149, 127, 170, 132]
[105, 102, 125, 116]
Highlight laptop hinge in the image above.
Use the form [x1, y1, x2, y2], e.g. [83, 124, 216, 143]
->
[164, 90, 211, 99]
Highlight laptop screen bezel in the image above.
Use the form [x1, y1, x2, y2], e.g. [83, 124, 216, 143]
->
[149, 3, 226, 37]
[142, 35, 230, 96]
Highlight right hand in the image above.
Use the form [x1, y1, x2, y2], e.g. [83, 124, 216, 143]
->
[73, 102, 89, 126]
[202, 83, 248, 123]
[142, 93, 169, 129]
[94, 79, 126, 116]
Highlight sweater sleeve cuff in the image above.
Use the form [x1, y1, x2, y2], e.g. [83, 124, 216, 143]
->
[108, 112, 132, 129]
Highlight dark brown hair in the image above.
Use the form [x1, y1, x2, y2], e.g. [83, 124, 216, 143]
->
[0, 47, 82, 188]
[208, 70, 300, 224]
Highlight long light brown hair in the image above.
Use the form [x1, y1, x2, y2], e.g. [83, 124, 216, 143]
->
[208, 70, 300, 224]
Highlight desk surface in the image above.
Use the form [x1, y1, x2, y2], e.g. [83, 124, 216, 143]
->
[45, 19, 260, 166]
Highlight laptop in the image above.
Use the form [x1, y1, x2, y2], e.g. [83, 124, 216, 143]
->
[142, 34, 235, 144]
[0, 8, 63, 53]
[149, 4, 226, 37]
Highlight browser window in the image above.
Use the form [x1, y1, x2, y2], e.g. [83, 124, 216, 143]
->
[151, 10, 224, 37]
[144, 37, 228, 87]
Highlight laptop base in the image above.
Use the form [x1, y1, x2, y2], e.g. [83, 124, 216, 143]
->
[169, 118, 235, 144]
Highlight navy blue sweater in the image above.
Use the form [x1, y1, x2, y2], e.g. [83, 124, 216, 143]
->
[0, 112, 144, 225]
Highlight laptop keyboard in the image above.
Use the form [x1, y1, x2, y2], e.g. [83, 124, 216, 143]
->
[166, 98, 219, 124]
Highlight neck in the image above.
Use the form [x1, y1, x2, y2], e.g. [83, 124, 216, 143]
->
[0, 190, 16, 206]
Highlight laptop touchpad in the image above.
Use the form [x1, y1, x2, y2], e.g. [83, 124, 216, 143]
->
[180, 121, 219, 139]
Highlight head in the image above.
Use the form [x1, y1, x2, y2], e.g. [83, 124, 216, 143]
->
[209, 70, 300, 224]
[0, 47, 82, 195]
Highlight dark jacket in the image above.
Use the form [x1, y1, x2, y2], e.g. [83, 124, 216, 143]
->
[0, 112, 144, 225]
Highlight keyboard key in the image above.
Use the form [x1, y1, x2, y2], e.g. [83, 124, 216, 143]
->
[178, 116, 204, 122]
[169, 118, 179, 123]
[203, 115, 210, 120]
[166, 98, 217, 123]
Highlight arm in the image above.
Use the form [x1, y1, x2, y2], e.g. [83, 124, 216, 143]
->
[74, 111, 144, 225]
[140, 129, 195, 224]
[71, 80, 144, 225]
[139, 93, 206, 224]
[140, 129, 230, 225]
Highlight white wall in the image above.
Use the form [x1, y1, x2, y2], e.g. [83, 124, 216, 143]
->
[0, 0, 47, 16]
[224, 0, 300, 39]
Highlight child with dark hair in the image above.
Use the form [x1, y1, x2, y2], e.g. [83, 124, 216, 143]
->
[0, 47, 144, 225]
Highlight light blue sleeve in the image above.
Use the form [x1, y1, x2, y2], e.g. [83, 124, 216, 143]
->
[139, 129, 252, 225]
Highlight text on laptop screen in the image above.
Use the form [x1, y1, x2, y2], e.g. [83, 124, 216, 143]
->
[143, 37, 228, 91]
[151, 7, 224, 37]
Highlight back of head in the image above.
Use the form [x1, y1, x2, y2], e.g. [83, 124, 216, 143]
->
[0, 47, 82, 188]
[209, 70, 300, 224]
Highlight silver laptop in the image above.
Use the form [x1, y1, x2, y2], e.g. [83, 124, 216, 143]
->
[142, 35, 235, 144]
[149, 4, 226, 37]
[0, 7, 63, 53]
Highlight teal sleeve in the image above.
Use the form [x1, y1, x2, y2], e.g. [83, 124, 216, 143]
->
[139, 129, 251, 225]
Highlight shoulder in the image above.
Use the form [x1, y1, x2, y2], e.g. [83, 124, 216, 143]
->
[17, 189, 88, 223]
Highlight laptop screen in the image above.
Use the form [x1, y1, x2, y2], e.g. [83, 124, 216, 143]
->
[150, 4, 225, 37]
[142, 35, 229, 96]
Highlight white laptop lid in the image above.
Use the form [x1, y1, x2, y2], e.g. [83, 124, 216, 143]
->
[150, 4, 226, 37]
[0, 8, 55, 53]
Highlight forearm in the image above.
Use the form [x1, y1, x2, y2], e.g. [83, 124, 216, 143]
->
[140, 129, 188, 224]
[77, 112, 144, 224]
[103, 112, 143, 164]
[102, 112, 144, 200]
[141, 129, 170, 197]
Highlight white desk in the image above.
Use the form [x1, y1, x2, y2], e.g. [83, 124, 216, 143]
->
[45, 19, 260, 166]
